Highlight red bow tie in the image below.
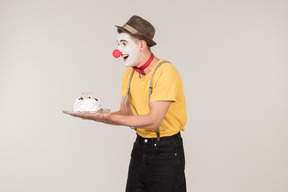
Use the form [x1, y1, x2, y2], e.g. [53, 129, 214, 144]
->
[133, 53, 154, 75]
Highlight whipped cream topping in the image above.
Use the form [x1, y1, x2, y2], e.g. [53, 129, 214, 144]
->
[73, 98, 102, 112]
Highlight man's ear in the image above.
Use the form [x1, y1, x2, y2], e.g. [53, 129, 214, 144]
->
[139, 40, 148, 50]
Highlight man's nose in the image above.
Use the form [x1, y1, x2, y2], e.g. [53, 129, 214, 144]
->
[112, 49, 121, 58]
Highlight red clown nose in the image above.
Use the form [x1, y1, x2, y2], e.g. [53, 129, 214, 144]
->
[112, 49, 121, 58]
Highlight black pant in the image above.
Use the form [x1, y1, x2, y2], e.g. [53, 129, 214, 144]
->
[126, 132, 186, 192]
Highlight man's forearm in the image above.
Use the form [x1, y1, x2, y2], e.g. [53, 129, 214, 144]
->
[109, 113, 158, 130]
[110, 110, 122, 115]
[106, 101, 170, 130]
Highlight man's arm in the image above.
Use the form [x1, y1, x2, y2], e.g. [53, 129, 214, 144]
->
[109, 100, 171, 130]
[71, 96, 171, 130]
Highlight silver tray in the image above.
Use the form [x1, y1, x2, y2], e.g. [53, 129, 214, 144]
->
[63, 108, 111, 114]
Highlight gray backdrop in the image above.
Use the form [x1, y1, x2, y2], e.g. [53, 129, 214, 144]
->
[0, 0, 287, 191]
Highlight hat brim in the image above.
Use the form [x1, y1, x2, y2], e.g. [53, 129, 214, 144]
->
[115, 25, 157, 47]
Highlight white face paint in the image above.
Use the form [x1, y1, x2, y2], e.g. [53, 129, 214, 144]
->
[117, 33, 140, 67]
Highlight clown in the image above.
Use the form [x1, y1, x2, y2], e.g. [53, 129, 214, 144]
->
[113, 31, 156, 75]
[71, 15, 187, 192]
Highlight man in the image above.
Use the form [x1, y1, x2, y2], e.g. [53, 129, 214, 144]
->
[72, 15, 187, 192]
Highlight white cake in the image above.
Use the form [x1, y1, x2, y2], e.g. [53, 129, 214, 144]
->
[73, 94, 102, 112]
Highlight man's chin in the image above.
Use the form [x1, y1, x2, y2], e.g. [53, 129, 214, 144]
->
[124, 62, 135, 67]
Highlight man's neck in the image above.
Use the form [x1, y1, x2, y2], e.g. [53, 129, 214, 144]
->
[141, 56, 159, 77]
[134, 51, 151, 68]
[134, 51, 159, 77]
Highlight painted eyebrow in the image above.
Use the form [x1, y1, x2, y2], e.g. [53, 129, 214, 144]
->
[116, 40, 128, 45]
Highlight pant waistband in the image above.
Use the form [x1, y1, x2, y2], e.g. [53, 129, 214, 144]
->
[136, 132, 181, 144]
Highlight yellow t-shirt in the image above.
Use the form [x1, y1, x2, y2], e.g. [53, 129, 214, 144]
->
[121, 59, 187, 138]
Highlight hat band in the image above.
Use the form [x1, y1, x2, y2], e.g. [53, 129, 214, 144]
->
[123, 24, 139, 35]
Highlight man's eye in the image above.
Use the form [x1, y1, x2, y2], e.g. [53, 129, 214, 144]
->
[122, 42, 127, 46]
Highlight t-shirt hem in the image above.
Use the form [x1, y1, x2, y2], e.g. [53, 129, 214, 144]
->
[137, 129, 183, 138]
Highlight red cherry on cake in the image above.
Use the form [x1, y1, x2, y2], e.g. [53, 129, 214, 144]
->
[112, 49, 121, 58]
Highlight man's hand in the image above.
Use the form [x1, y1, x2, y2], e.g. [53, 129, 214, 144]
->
[70, 112, 112, 124]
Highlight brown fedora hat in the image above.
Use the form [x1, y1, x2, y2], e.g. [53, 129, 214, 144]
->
[115, 15, 157, 47]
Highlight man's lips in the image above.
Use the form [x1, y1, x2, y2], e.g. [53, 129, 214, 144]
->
[122, 54, 129, 61]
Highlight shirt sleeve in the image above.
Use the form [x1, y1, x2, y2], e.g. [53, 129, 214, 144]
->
[150, 64, 180, 102]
